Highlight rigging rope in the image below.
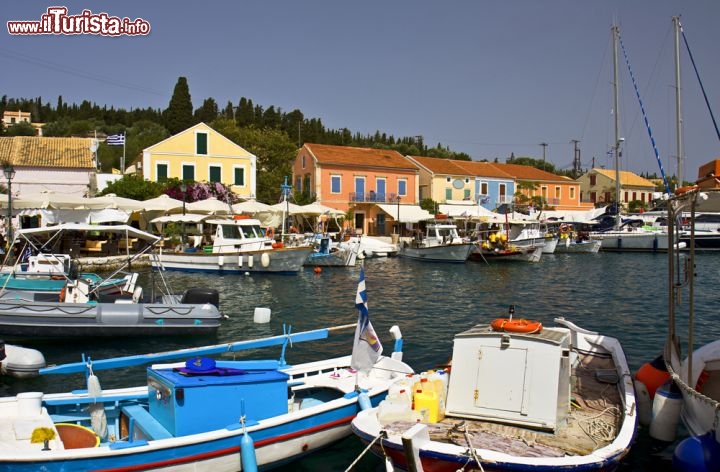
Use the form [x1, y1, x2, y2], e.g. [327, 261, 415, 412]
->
[618, 34, 672, 195]
[681, 23, 720, 145]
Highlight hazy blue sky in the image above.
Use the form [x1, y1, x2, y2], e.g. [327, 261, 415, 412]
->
[3, 1, 719, 181]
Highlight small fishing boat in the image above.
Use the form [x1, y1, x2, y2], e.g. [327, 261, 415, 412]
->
[398, 220, 474, 263]
[152, 216, 314, 274]
[469, 241, 543, 263]
[304, 235, 360, 267]
[0, 271, 413, 471]
[351, 312, 637, 472]
[0, 223, 223, 340]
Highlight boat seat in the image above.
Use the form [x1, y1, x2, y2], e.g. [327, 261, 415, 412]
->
[121, 404, 172, 441]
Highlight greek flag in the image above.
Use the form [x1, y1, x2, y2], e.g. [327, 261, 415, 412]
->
[351, 268, 383, 373]
[106, 134, 125, 146]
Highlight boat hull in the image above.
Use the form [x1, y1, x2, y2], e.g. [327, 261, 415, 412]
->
[398, 243, 473, 263]
[153, 246, 313, 274]
[592, 231, 673, 252]
[0, 298, 222, 339]
[554, 239, 602, 253]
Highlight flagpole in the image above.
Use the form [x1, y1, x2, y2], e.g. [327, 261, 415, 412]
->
[121, 133, 126, 175]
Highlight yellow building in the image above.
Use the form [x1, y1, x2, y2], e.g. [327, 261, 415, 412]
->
[141, 123, 256, 198]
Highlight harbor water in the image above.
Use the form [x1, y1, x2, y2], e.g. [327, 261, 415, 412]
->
[3, 251, 719, 471]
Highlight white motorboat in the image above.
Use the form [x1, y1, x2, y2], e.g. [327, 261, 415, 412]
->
[398, 219, 474, 263]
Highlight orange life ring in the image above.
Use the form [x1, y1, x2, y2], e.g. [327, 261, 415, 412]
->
[265, 227, 275, 239]
[491, 318, 543, 334]
[59, 286, 66, 303]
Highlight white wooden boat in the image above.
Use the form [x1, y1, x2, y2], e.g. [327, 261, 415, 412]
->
[351, 315, 637, 472]
[304, 235, 359, 267]
[0, 273, 413, 471]
[398, 220, 474, 263]
[152, 216, 313, 274]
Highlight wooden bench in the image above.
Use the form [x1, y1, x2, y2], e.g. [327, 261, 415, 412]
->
[82, 240, 106, 254]
[121, 404, 173, 440]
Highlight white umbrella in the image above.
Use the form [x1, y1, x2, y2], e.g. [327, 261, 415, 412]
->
[141, 194, 185, 212]
[186, 197, 234, 215]
[232, 199, 272, 214]
[268, 201, 305, 215]
[297, 203, 345, 216]
[88, 194, 145, 211]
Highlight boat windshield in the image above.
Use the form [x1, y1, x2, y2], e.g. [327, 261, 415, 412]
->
[220, 224, 263, 240]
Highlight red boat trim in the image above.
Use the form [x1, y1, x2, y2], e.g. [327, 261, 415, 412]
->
[93, 415, 355, 472]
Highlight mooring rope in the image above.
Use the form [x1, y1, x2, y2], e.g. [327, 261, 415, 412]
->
[344, 431, 386, 472]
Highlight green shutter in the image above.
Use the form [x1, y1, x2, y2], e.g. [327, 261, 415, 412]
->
[234, 168, 245, 185]
[209, 166, 221, 183]
[196, 133, 208, 155]
[157, 164, 168, 181]
[183, 165, 195, 181]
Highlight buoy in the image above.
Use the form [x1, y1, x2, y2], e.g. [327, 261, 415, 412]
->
[358, 391, 371, 411]
[634, 379, 652, 427]
[240, 431, 258, 472]
[261, 252, 270, 268]
[313, 267, 322, 274]
[673, 431, 720, 472]
[253, 307, 271, 324]
[636, 354, 670, 399]
[649, 379, 682, 443]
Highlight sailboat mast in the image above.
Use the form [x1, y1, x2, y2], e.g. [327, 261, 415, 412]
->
[612, 24, 621, 230]
[673, 16, 683, 188]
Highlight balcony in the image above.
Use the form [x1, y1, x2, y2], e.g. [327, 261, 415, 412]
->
[349, 192, 399, 203]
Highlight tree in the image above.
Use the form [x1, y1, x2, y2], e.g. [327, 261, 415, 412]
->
[99, 174, 165, 200]
[5, 121, 36, 136]
[163, 77, 194, 134]
[194, 97, 219, 123]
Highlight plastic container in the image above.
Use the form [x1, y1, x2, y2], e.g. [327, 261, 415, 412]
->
[377, 391, 414, 425]
[649, 379, 682, 442]
[413, 388, 443, 423]
[16, 392, 43, 417]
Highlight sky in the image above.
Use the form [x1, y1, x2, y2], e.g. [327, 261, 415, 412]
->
[2, 1, 719, 182]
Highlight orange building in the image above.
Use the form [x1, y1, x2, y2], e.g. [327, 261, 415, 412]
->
[293, 144, 422, 236]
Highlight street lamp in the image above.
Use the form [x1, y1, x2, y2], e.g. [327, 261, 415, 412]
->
[396, 195, 401, 235]
[180, 182, 187, 245]
[4, 165, 15, 250]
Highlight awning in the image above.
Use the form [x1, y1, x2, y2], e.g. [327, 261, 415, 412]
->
[376, 204, 432, 223]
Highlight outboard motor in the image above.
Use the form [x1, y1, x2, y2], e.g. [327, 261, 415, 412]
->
[181, 288, 220, 308]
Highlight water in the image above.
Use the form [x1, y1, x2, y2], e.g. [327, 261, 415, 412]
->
[3, 252, 720, 471]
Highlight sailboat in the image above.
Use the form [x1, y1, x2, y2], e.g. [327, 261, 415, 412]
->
[589, 25, 678, 252]
[656, 17, 720, 470]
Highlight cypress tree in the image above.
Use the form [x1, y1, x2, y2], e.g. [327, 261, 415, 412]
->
[164, 77, 194, 134]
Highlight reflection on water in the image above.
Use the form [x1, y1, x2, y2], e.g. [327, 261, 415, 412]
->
[3, 251, 720, 470]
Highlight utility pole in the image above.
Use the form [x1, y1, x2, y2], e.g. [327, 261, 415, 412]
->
[570, 139, 581, 178]
[539, 142, 548, 170]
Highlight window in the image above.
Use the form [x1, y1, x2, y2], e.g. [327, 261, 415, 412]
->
[398, 179, 407, 196]
[590, 174, 597, 185]
[209, 166, 221, 183]
[445, 188, 452, 200]
[301, 155, 306, 168]
[156, 163, 168, 181]
[182, 164, 195, 181]
[464, 189, 471, 200]
[446, 177, 451, 182]
[331, 175, 341, 194]
[569, 187, 576, 199]
[295, 177, 302, 192]
[376, 178, 386, 201]
[234, 167, 245, 186]
[554, 186, 561, 199]
[196, 132, 208, 155]
[481, 182, 488, 195]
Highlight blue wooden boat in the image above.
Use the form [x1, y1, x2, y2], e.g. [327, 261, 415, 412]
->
[0, 322, 412, 471]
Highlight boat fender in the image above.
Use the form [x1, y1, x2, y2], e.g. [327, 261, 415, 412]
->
[633, 379, 652, 427]
[672, 431, 720, 472]
[358, 391, 371, 411]
[240, 431, 258, 472]
[649, 379, 682, 443]
[261, 252, 270, 268]
[635, 354, 670, 399]
[59, 286, 66, 303]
